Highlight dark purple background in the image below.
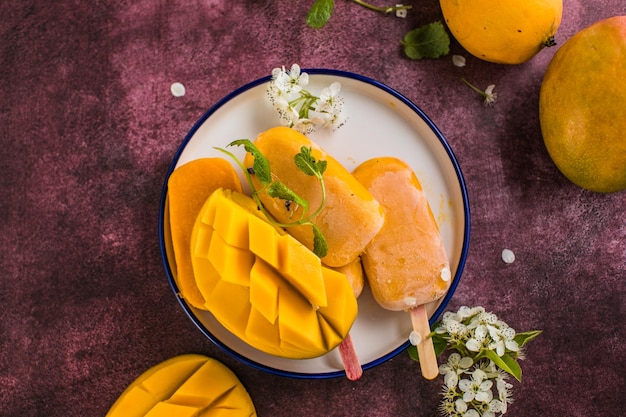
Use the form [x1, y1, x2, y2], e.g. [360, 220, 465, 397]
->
[1, 1, 624, 416]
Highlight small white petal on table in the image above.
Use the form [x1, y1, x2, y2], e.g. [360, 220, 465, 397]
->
[501, 249, 515, 264]
[170, 82, 186, 97]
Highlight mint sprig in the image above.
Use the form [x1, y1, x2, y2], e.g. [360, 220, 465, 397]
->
[306, 0, 412, 29]
[216, 140, 329, 258]
[306, 0, 335, 29]
[401, 21, 450, 60]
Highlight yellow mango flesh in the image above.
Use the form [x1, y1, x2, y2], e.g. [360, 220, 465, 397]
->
[106, 354, 256, 417]
[190, 188, 358, 359]
[167, 158, 243, 309]
[244, 126, 384, 267]
[329, 257, 365, 299]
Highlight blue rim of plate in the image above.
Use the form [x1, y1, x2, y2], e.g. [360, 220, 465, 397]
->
[158, 68, 471, 379]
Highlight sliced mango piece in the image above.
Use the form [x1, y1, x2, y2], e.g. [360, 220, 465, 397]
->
[167, 158, 242, 309]
[278, 236, 327, 308]
[190, 188, 358, 359]
[249, 258, 279, 324]
[106, 354, 256, 417]
[207, 232, 254, 287]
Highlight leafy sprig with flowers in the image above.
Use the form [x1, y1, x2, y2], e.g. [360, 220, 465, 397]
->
[409, 306, 541, 417]
[267, 64, 346, 135]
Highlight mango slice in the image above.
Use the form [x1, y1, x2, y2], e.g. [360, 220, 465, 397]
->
[167, 158, 243, 309]
[106, 354, 256, 417]
[190, 188, 358, 359]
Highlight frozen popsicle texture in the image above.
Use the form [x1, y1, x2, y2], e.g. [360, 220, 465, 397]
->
[106, 354, 257, 417]
[243, 126, 385, 267]
[190, 188, 358, 359]
[352, 157, 451, 311]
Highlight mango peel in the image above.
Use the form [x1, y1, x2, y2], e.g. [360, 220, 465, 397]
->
[190, 188, 358, 359]
[106, 354, 256, 417]
[167, 158, 243, 309]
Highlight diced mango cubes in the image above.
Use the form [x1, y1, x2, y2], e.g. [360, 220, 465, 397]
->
[190, 188, 358, 359]
[106, 354, 257, 417]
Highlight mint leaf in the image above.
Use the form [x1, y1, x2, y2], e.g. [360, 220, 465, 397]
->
[311, 225, 328, 258]
[266, 182, 309, 214]
[306, 0, 334, 29]
[228, 139, 272, 186]
[401, 21, 450, 60]
[294, 146, 327, 177]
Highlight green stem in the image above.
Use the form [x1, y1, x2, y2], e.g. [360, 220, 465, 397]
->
[461, 78, 487, 99]
[352, 0, 412, 14]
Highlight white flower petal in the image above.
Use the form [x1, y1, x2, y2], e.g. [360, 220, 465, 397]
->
[466, 338, 481, 352]
[454, 398, 468, 412]
[476, 389, 494, 403]
[444, 372, 459, 389]
[452, 54, 466, 67]
[459, 356, 474, 368]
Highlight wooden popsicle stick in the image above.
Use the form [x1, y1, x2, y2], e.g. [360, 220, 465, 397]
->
[409, 304, 439, 380]
[338, 333, 363, 381]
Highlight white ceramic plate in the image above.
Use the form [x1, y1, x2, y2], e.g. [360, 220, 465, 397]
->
[159, 69, 470, 378]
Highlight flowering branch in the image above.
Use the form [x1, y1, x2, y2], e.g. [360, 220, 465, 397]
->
[352, 0, 412, 15]
[462, 78, 498, 106]
[267, 64, 346, 135]
[408, 306, 541, 417]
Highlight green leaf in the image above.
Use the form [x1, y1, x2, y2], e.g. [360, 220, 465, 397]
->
[401, 21, 450, 60]
[294, 146, 327, 177]
[514, 330, 542, 348]
[228, 139, 272, 186]
[311, 225, 328, 258]
[432, 334, 449, 357]
[408, 333, 448, 363]
[306, 0, 334, 29]
[485, 350, 522, 382]
[266, 182, 309, 213]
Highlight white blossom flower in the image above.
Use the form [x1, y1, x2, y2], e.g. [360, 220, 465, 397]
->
[483, 84, 497, 106]
[266, 64, 346, 134]
[459, 369, 494, 403]
[458, 306, 485, 319]
[271, 64, 308, 96]
[496, 372, 514, 413]
[461, 78, 498, 106]
[466, 324, 489, 352]
[439, 353, 474, 388]
[488, 323, 519, 356]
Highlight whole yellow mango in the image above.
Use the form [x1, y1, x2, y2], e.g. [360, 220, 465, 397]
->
[539, 16, 626, 193]
[439, 0, 562, 64]
[190, 188, 358, 359]
[106, 354, 256, 417]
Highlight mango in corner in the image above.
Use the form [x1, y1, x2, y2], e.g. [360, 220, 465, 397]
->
[190, 188, 358, 359]
[106, 354, 256, 417]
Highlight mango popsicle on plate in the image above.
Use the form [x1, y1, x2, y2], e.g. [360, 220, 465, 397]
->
[352, 157, 452, 379]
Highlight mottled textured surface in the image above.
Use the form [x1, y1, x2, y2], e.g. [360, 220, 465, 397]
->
[1, 1, 625, 416]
